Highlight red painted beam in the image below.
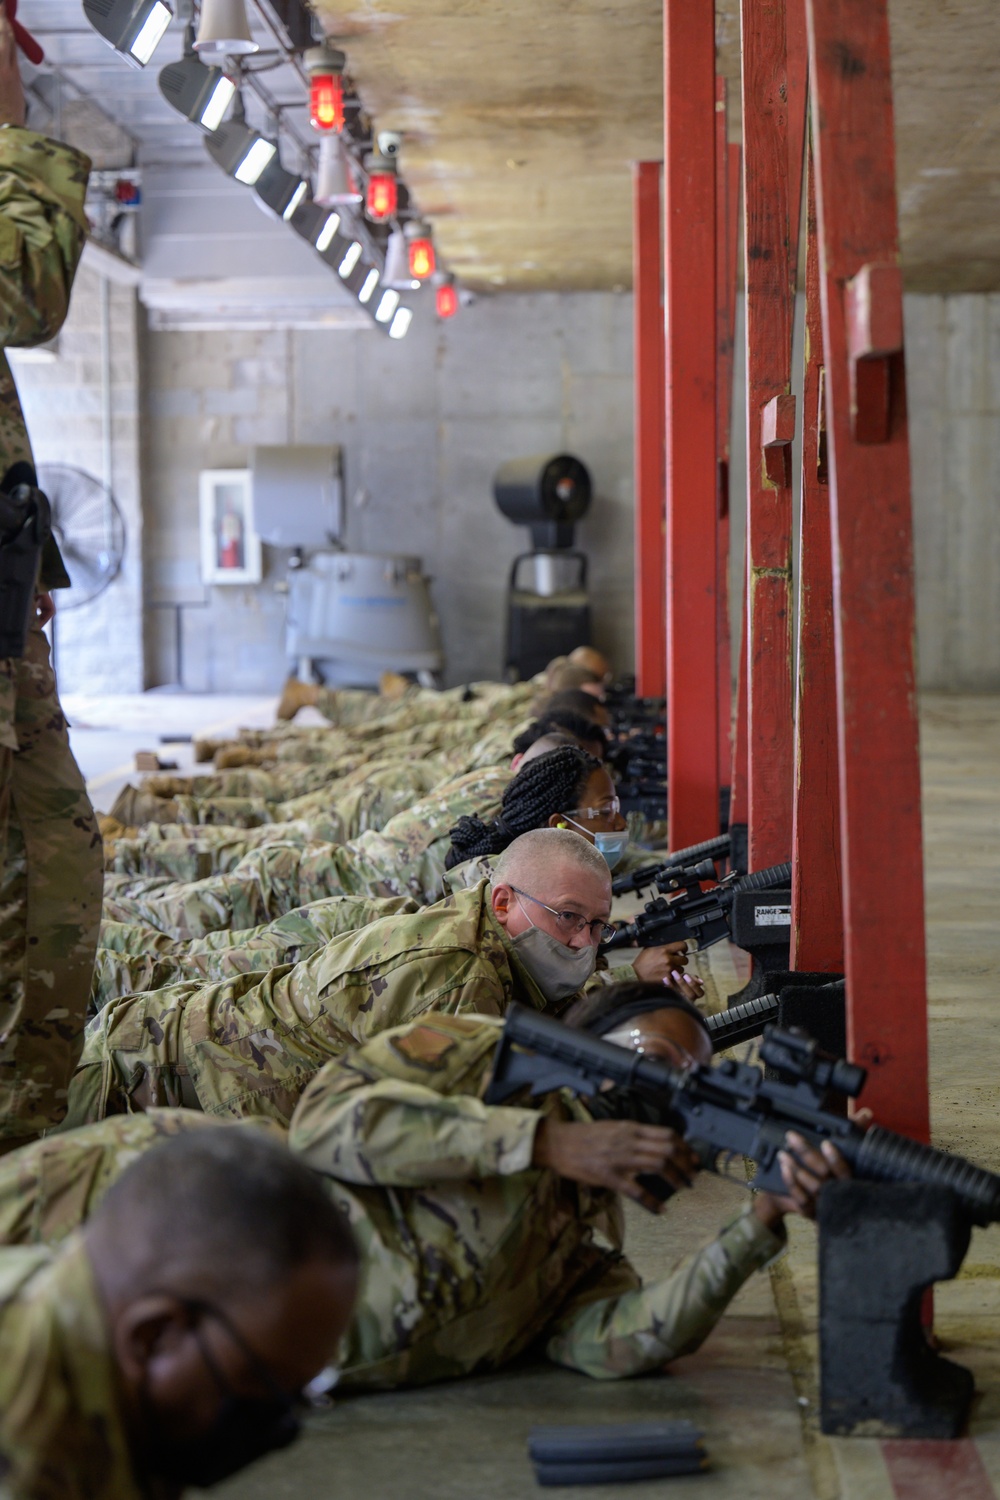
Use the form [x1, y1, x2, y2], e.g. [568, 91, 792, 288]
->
[715, 79, 740, 797]
[806, 0, 929, 1140]
[664, 0, 718, 848]
[790, 153, 844, 973]
[632, 160, 666, 702]
[740, 0, 804, 871]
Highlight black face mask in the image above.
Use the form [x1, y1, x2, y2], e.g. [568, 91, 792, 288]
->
[143, 1300, 303, 1489]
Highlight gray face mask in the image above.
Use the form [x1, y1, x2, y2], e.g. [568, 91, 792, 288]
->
[510, 924, 597, 1002]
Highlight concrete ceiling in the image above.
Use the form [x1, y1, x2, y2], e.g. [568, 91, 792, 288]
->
[20, 0, 1000, 296]
[318, 0, 1000, 295]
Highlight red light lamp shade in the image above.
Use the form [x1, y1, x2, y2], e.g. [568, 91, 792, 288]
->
[408, 234, 435, 280]
[310, 73, 344, 133]
[365, 162, 397, 221]
[435, 279, 459, 319]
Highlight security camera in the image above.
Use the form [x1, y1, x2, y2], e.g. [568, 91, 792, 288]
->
[376, 130, 402, 157]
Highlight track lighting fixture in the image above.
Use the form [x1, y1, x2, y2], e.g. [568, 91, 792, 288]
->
[205, 99, 276, 184]
[83, 0, 172, 68]
[158, 34, 235, 130]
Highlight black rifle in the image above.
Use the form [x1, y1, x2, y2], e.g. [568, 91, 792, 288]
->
[611, 834, 732, 897]
[485, 1006, 1000, 1226]
[706, 993, 779, 1050]
[603, 862, 791, 952]
[0, 467, 51, 659]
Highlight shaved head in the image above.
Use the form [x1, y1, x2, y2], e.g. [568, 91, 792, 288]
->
[569, 645, 611, 680]
[516, 731, 576, 767]
[492, 827, 611, 894]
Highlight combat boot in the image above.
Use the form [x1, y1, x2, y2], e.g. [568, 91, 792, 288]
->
[214, 745, 271, 769]
[276, 675, 320, 721]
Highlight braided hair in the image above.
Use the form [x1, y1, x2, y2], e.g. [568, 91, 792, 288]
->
[445, 745, 602, 868]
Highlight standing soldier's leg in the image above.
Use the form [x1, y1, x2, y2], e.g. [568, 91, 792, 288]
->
[0, 621, 103, 1151]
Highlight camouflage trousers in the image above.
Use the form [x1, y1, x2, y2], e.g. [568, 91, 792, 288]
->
[0, 1109, 282, 1246]
[91, 892, 419, 1011]
[100, 834, 452, 940]
[116, 755, 448, 843]
[0, 624, 103, 1148]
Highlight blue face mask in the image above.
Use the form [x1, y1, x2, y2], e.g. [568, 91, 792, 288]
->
[593, 830, 630, 871]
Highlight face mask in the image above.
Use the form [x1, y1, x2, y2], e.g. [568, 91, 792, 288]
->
[143, 1308, 301, 1488]
[593, 830, 629, 871]
[145, 1390, 300, 1488]
[511, 924, 597, 1002]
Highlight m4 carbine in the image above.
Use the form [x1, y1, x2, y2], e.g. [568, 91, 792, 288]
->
[603, 862, 791, 952]
[485, 1006, 1000, 1227]
[611, 834, 732, 897]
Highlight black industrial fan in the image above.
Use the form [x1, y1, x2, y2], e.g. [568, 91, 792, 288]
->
[37, 463, 126, 609]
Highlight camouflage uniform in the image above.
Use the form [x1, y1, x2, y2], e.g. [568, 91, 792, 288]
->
[289, 1013, 786, 1386]
[0, 1107, 223, 1246]
[102, 766, 512, 938]
[0, 129, 102, 1152]
[90, 893, 419, 1011]
[0, 1019, 781, 1391]
[62, 881, 559, 1131]
[0, 1235, 147, 1499]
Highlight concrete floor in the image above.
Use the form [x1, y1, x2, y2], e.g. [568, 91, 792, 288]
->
[68, 691, 1000, 1498]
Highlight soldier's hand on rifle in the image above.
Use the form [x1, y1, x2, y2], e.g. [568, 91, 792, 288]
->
[34, 591, 54, 627]
[752, 1131, 851, 1230]
[632, 943, 706, 1002]
[0, 3, 26, 128]
[532, 1117, 700, 1212]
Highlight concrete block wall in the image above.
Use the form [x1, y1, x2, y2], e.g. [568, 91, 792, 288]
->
[141, 293, 637, 690]
[10, 265, 143, 694]
[11, 278, 1000, 695]
[905, 295, 1000, 691]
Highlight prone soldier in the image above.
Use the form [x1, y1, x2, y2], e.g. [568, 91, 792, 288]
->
[0, 1127, 358, 1498]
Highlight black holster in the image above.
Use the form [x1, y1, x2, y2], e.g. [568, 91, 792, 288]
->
[0, 469, 51, 659]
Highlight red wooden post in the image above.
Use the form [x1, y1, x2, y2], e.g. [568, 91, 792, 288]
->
[790, 151, 844, 973]
[663, 0, 718, 848]
[715, 77, 740, 799]
[740, 0, 803, 871]
[632, 161, 666, 701]
[806, 0, 929, 1140]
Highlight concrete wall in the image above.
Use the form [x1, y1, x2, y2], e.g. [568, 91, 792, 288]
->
[725, 292, 1000, 694]
[9, 264, 143, 694]
[10, 280, 1000, 695]
[141, 293, 636, 690]
[905, 295, 1000, 691]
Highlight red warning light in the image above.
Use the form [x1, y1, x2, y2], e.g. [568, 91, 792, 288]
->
[310, 73, 344, 133]
[408, 235, 435, 280]
[366, 169, 397, 222]
[436, 281, 459, 319]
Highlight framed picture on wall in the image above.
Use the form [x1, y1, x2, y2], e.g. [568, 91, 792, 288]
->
[199, 469, 263, 585]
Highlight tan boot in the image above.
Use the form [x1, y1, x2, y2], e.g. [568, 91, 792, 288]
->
[214, 745, 270, 769]
[143, 775, 189, 797]
[194, 737, 223, 762]
[276, 675, 320, 722]
[378, 670, 410, 700]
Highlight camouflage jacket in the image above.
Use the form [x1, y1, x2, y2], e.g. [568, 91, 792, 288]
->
[0, 1236, 153, 1500]
[101, 766, 513, 939]
[0, 128, 90, 746]
[65, 881, 561, 1129]
[289, 1012, 785, 1388]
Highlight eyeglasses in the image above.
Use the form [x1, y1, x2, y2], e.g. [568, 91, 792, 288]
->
[511, 886, 617, 945]
[564, 797, 621, 822]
